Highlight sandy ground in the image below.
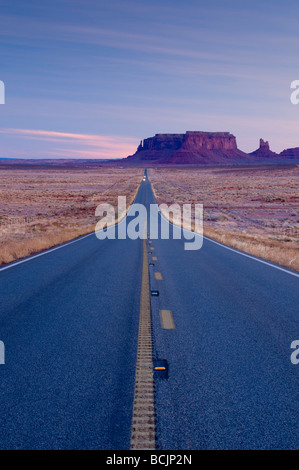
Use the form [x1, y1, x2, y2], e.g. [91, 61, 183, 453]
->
[149, 165, 299, 271]
[0, 167, 143, 265]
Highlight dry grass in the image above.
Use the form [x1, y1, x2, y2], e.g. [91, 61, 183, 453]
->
[0, 167, 143, 265]
[149, 165, 299, 271]
[203, 227, 299, 271]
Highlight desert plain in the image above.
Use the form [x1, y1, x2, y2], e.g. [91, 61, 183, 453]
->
[149, 164, 299, 271]
[0, 166, 143, 265]
[0, 163, 298, 272]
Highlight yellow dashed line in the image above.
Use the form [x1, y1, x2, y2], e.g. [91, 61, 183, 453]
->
[154, 272, 163, 281]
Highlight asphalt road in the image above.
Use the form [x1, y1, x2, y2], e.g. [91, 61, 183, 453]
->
[0, 172, 298, 450]
[0, 190, 146, 450]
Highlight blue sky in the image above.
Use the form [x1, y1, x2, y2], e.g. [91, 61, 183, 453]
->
[0, 0, 299, 158]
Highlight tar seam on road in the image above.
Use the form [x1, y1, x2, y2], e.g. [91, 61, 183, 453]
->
[130, 237, 156, 450]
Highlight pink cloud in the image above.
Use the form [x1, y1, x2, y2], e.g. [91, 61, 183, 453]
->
[0, 128, 138, 159]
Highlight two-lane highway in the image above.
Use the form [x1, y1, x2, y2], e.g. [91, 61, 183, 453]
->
[0, 171, 298, 449]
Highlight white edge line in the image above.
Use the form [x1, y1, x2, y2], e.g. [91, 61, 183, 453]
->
[0, 178, 144, 274]
[1, 179, 298, 279]
[0, 232, 95, 273]
[0, 214, 134, 274]
[203, 235, 299, 279]
[159, 203, 299, 279]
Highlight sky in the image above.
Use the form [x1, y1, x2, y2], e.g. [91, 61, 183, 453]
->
[0, 0, 299, 159]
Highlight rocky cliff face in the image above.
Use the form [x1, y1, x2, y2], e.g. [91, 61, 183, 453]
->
[182, 131, 238, 151]
[122, 132, 299, 166]
[249, 139, 277, 158]
[279, 147, 299, 158]
[142, 134, 184, 152]
[127, 131, 249, 165]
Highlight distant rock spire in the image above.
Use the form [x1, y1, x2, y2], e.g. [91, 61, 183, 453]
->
[259, 138, 270, 150]
[249, 138, 277, 158]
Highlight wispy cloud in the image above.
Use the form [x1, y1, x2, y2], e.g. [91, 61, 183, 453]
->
[0, 129, 138, 159]
[0, 1, 298, 159]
